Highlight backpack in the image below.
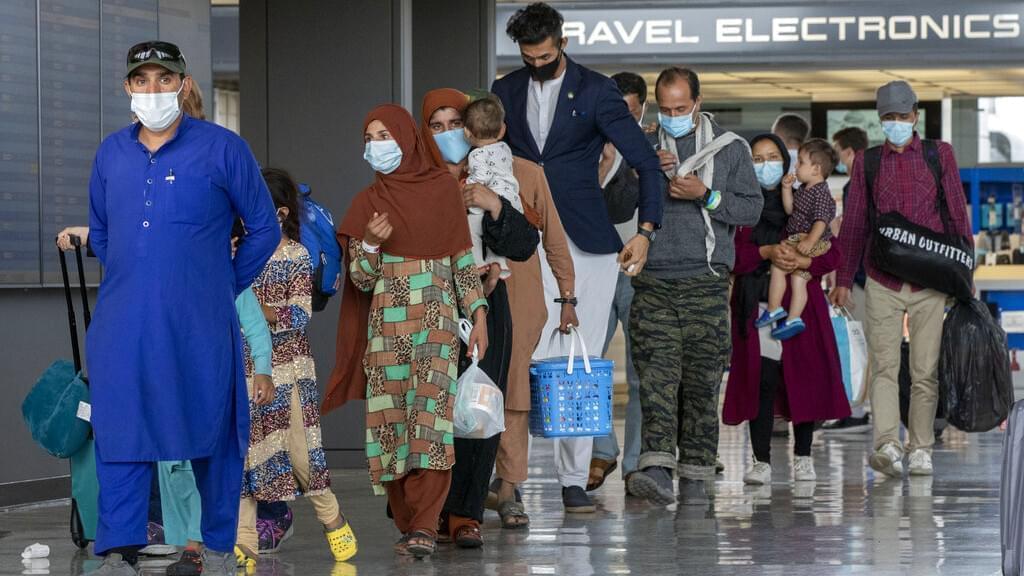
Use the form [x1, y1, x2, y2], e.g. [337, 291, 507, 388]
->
[297, 183, 342, 312]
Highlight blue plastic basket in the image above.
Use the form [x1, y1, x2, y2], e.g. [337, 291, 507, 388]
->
[529, 351, 614, 438]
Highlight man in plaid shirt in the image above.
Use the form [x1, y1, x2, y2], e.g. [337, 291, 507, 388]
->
[830, 81, 972, 479]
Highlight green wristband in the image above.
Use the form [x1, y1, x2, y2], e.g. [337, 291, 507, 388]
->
[705, 189, 722, 211]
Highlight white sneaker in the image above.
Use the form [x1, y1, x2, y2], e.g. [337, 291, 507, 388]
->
[743, 460, 772, 485]
[793, 456, 817, 482]
[908, 449, 934, 476]
[869, 442, 904, 477]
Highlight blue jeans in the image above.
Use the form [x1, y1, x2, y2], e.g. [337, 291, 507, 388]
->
[591, 272, 641, 477]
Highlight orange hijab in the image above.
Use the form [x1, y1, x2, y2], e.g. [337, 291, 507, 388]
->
[420, 88, 473, 170]
[323, 104, 472, 413]
[420, 88, 542, 228]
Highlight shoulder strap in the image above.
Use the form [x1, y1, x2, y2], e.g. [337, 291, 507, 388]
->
[862, 145, 883, 225]
[922, 139, 953, 234]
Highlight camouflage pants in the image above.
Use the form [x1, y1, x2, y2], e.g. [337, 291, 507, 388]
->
[630, 273, 730, 480]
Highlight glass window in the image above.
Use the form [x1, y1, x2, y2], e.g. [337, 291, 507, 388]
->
[979, 97, 1024, 164]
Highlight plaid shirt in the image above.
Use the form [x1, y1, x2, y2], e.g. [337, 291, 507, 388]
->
[837, 135, 973, 292]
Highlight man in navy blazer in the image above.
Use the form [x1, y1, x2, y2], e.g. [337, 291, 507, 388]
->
[491, 2, 663, 515]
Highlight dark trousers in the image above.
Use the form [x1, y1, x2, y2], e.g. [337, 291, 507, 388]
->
[749, 358, 813, 464]
[444, 280, 512, 523]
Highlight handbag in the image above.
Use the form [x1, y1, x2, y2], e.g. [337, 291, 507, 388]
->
[22, 238, 92, 459]
[863, 140, 974, 301]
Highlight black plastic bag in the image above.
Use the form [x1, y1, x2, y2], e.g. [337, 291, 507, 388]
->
[941, 298, 1014, 432]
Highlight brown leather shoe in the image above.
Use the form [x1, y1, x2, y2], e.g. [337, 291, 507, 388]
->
[586, 458, 618, 491]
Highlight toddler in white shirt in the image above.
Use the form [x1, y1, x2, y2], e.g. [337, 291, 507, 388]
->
[464, 96, 525, 289]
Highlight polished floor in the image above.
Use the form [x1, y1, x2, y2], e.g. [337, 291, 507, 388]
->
[0, 419, 1008, 576]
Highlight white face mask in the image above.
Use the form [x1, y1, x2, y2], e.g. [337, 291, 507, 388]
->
[131, 83, 184, 132]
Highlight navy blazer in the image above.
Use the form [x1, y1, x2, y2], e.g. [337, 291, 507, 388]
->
[492, 58, 663, 255]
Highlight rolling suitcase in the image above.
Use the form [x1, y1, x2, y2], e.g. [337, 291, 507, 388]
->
[60, 236, 99, 548]
[1001, 400, 1024, 575]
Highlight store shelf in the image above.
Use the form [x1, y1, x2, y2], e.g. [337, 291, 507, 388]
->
[975, 265, 1024, 291]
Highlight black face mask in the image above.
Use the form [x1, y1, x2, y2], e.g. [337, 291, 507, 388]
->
[526, 49, 562, 82]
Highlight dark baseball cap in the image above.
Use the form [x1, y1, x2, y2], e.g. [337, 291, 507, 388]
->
[125, 41, 187, 77]
[876, 81, 917, 116]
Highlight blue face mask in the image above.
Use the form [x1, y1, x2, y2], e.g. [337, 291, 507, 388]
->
[433, 128, 471, 165]
[882, 120, 915, 147]
[754, 160, 785, 189]
[364, 139, 403, 174]
[835, 161, 848, 175]
[659, 110, 695, 138]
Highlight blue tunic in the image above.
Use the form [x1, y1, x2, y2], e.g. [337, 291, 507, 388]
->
[87, 115, 279, 462]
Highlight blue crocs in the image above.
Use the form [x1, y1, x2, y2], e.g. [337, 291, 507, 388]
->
[755, 307, 787, 328]
[771, 317, 806, 340]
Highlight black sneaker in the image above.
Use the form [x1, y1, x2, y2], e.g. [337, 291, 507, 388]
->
[561, 486, 596, 513]
[678, 477, 712, 508]
[165, 548, 202, 576]
[626, 466, 675, 506]
[820, 414, 871, 435]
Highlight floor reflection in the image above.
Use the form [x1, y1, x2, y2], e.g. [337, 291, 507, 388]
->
[0, 422, 1004, 576]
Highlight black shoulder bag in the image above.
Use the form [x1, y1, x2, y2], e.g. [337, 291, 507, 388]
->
[863, 140, 974, 301]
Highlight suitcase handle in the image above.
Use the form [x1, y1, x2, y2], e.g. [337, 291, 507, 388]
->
[57, 235, 91, 374]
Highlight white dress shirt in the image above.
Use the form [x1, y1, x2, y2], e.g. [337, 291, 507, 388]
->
[527, 72, 566, 154]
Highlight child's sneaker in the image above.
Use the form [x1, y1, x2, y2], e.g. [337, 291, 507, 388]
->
[771, 317, 806, 340]
[755, 307, 786, 328]
[234, 545, 257, 573]
[258, 509, 294, 554]
[325, 522, 358, 562]
[165, 547, 203, 576]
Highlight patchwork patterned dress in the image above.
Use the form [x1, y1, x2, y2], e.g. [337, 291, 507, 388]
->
[348, 240, 487, 495]
[242, 240, 331, 501]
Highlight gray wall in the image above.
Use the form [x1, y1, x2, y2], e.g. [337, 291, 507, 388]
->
[0, 0, 212, 506]
[240, 0, 495, 466]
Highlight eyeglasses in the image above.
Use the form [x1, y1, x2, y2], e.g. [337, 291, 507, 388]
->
[127, 41, 186, 69]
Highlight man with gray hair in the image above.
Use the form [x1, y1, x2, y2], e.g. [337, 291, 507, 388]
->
[830, 81, 971, 479]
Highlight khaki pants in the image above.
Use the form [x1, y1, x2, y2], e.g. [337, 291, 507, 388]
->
[237, 385, 339, 555]
[496, 410, 530, 484]
[864, 277, 947, 454]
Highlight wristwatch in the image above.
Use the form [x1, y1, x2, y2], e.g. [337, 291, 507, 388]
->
[637, 228, 657, 243]
[554, 297, 578, 307]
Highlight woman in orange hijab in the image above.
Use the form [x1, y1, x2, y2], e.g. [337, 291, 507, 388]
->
[324, 104, 488, 558]
[421, 89, 575, 542]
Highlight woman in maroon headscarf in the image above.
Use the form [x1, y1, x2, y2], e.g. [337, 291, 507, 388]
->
[324, 104, 488, 558]
[421, 89, 574, 539]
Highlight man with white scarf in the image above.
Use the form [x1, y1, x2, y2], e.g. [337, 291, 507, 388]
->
[627, 67, 762, 507]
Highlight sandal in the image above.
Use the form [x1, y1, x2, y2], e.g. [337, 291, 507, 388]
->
[586, 458, 618, 491]
[405, 530, 437, 558]
[454, 524, 483, 549]
[393, 535, 411, 556]
[497, 500, 530, 529]
[485, 478, 522, 511]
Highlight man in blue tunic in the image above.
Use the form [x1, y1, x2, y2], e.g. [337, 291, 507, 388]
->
[84, 41, 279, 575]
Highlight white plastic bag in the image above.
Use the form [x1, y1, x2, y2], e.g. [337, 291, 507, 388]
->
[453, 319, 505, 439]
[829, 305, 868, 406]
